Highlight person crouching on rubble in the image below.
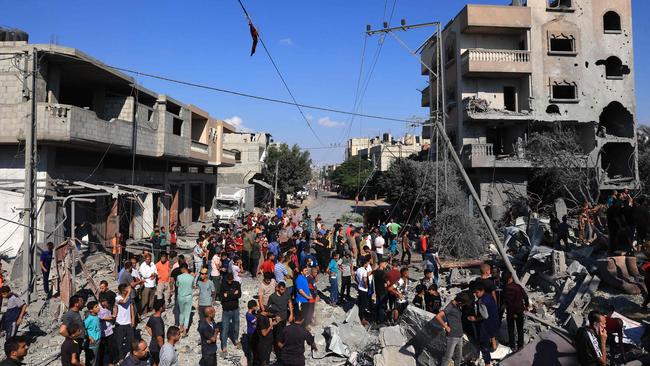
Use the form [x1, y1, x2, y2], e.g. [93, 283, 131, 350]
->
[468, 281, 500, 366]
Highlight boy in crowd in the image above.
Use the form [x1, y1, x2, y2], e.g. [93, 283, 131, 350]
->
[145, 299, 165, 365]
[84, 301, 102, 366]
[61, 323, 83, 366]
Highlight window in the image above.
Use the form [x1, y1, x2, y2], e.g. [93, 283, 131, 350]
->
[549, 34, 576, 54]
[604, 56, 624, 79]
[445, 36, 456, 66]
[548, 0, 573, 10]
[603, 11, 622, 33]
[173, 117, 183, 136]
[551, 81, 578, 102]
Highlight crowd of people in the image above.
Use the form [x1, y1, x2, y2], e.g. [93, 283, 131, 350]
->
[1, 187, 647, 366]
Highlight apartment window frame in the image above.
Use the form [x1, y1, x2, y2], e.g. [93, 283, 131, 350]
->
[547, 32, 578, 56]
[603, 11, 622, 34]
[547, 0, 575, 12]
[550, 80, 579, 104]
[604, 56, 625, 80]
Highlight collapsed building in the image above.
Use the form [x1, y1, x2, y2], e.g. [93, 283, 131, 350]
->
[0, 34, 271, 258]
[420, 0, 639, 219]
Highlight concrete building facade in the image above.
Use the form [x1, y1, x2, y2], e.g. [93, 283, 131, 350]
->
[0, 40, 240, 255]
[356, 133, 424, 171]
[420, 0, 639, 216]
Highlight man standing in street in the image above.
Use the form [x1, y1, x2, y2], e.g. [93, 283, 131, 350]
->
[435, 294, 468, 366]
[159, 326, 180, 366]
[326, 252, 340, 305]
[39, 241, 54, 298]
[176, 264, 194, 337]
[243, 228, 253, 272]
[277, 311, 317, 366]
[155, 252, 171, 306]
[354, 257, 370, 326]
[198, 307, 220, 366]
[197, 268, 216, 324]
[114, 284, 135, 361]
[503, 272, 529, 351]
[145, 299, 165, 366]
[139, 254, 158, 316]
[59, 295, 85, 345]
[220, 273, 242, 354]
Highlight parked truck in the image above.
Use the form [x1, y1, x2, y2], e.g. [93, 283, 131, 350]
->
[211, 185, 255, 223]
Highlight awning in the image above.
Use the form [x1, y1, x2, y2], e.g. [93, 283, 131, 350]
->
[252, 179, 273, 192]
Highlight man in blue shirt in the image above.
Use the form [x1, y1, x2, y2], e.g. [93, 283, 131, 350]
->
[295, 267, 312, 305]
[39, 242, 54, 298]
[268, 240, 280, 261]
[198, 306, 220, 366]
[327, 252, 340, 305]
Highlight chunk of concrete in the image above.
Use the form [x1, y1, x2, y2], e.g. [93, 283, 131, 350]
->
[566, 261, 587, 275]
[344, 305, 360, 324]
[337, 321, 369, 350]
[323, 324, 350, 357]
[552, 250, 567, 276]
[500, 330, 577, 366]
[380, 325, 406, 347]
[373, 346, 417, 366]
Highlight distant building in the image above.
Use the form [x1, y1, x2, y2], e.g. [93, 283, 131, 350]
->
[346, 137, 371, 160]
[356, 133, 424, 171]
[420, 0, 638, 216]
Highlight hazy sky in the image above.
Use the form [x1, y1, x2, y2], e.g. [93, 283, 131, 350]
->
[5, 0, 649, 164]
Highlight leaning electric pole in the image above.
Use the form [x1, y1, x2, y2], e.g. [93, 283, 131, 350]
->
[366, 20, 447, 213]
[21, 49, 38, 302]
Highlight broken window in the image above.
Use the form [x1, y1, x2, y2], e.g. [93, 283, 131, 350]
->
[548, 0, 572, 10]
[604, 56, 624, 79]
[599, 101, 634, 138]
[173, 117, 183, 136]
[445, 36, 456, 65]
[504, 87, 517, 112]
[548, 34, 576, 54]
[601, 143, 635, 181]
[550, 81, 578, 102]
[603, 11, 622, 33]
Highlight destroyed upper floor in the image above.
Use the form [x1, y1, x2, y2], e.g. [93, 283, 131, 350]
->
[0, 42, 240, 168]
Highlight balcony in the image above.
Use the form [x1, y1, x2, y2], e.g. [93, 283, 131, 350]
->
[461, 143, 530, 168]
[190, 140, 210, 161]
[460, 4, 531, 34]
[222, 148, 239, 166]
[461, 49, 531, 77]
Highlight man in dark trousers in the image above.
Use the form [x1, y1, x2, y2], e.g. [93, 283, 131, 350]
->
[39, 241, 54, 298]
[502, 272, 529, 351]
[198, 306, 220, 366]
[277, 311, 317, 366]
[220, 274, 242, 354]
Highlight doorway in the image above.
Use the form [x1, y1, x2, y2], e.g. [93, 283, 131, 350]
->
[504, 87, 517, 112]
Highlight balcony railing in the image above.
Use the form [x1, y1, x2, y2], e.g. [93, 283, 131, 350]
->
[190, 141, 209, 155]
[465, 143, 494, 158]
[463, 49, 530, 63]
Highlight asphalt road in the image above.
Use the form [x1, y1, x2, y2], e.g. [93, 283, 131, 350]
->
[304, 191, 355, 228]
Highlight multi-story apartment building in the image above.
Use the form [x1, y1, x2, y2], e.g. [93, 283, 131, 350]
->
[420, 0, 638, 217]
[346, 137, 372, 160]
[0, 37, 241, 254]
[357, 133, 424, 171]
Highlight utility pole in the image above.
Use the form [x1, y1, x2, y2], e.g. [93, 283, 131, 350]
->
[432, 121, 522, 286]
[22, 49, 38, 303]
[273, 160, 279, 209]
[366, 20, 446, 214]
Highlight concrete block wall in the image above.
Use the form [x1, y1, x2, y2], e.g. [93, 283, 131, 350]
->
[104, 95, 133, 121]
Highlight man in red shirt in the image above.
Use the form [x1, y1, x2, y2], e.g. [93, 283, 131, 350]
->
[259, 253, 275, 275]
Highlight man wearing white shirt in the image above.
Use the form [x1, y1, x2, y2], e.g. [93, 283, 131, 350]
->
[374, 234, 386, 261]
[355, 257, 370, 326]
[139, 254, 158, 316]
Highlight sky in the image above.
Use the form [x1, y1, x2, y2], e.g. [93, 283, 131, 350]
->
[4, 0, 650, 165]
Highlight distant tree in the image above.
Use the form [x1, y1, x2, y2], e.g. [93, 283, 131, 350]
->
[262, 144, 312, 206]
[378, 159, 487, 258]
[330, 156, 375, 198]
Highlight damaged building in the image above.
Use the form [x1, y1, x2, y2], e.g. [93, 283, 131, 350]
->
[0, 36, 248, 256]
[420, 0, 639, 218]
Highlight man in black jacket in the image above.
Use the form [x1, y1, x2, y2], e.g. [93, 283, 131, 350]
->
[220, 274, 242, 355]
[278, 311, 317, 366]
[502, 272, 529, 351]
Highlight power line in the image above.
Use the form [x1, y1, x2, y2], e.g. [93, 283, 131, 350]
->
[108, 65, 413, 125]
[235, 0, 325, 146]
